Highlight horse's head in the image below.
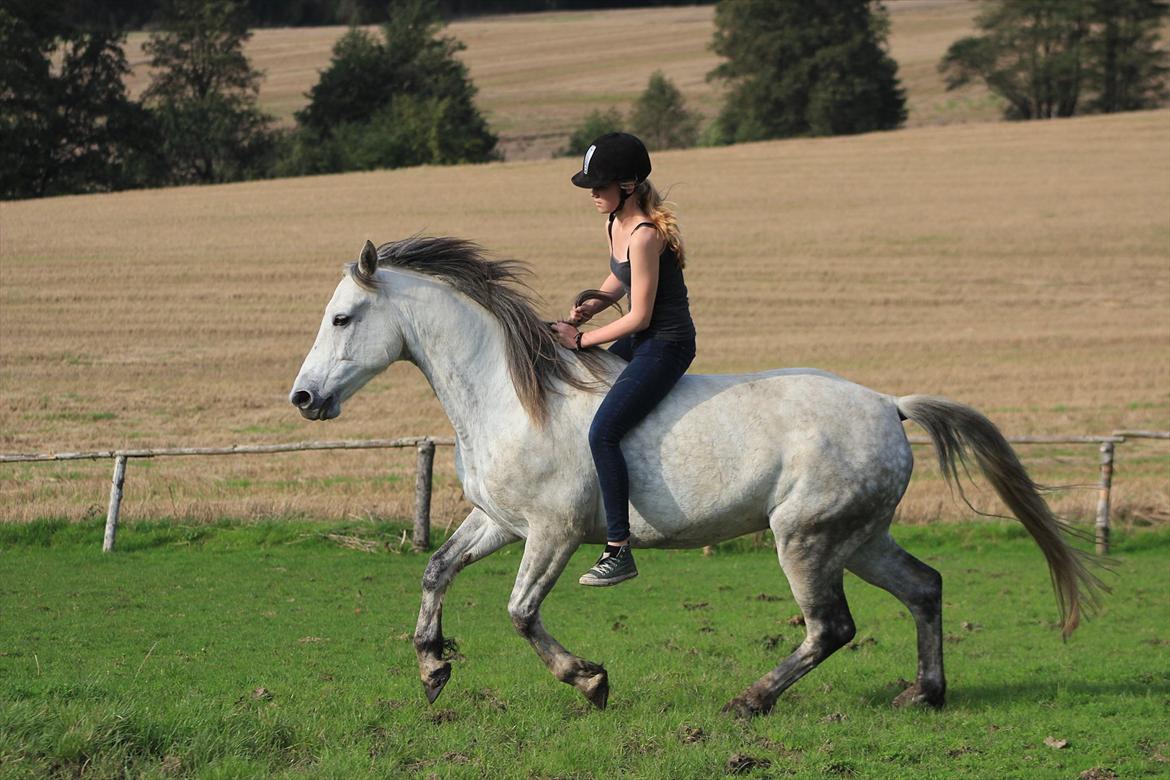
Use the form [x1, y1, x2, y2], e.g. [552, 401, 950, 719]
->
[289, 241, 405, 420]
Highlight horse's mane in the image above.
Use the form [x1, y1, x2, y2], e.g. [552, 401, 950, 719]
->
[347, 235, 620, 426]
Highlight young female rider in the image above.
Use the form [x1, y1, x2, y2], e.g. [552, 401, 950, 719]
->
[551, 132, 697, 587]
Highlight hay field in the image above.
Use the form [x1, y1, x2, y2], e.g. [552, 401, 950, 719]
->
[1, 111, 1168, 527]
[121, 0, 996, 160]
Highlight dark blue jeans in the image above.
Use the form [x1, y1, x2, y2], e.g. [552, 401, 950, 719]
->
[589, 334, 696, 542]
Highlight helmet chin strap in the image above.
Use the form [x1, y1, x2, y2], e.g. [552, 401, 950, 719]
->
[609, 181, 638, 220]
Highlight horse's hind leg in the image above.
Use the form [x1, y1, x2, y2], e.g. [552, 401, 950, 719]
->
[508, 531, 609, 709]
[414, 508, 519, 704]
[847, 532, 945, 708]
[724, 521, 859, 718]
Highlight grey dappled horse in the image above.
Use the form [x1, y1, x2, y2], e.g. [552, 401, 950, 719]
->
[289, 237, 1102, 717]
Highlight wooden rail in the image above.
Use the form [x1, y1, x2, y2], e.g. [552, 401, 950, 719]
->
[1, 437, 454, 552]
[0, 432, 1164, 554]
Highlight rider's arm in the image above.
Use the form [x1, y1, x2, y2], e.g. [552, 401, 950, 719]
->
[579, 230, 660, 348]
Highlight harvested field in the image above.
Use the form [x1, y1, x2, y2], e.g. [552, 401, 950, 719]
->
[2, 110, 1167, 528]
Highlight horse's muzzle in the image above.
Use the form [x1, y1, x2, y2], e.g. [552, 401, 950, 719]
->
[289, 387, 340, 420]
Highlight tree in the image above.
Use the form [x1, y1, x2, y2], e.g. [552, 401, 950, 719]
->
[939, 0, 1168, 120]
[561, 107, 624, 157]
[1, 2, 153, 199]
[1085, 0, 1169, 113]
[291, 0, 496, 173]
[629, 71, 699, 151]
[143, 0, 276, 184]
[940, 2, 1091, 119]
[707, 0, 906, 144]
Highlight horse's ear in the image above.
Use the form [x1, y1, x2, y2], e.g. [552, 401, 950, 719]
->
[358, 240, 378, 277]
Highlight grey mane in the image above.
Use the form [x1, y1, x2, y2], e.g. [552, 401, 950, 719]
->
[348, 235, 620, 425]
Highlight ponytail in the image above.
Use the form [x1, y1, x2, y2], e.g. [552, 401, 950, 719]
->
[631, 179, 686, 268]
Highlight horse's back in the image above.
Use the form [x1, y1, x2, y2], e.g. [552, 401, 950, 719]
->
[620, 368, 913, 547]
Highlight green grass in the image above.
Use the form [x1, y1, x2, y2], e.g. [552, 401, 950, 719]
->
[1, 521, 1167, 779]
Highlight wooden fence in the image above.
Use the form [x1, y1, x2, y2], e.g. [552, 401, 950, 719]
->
[1, 431, 1166, 555]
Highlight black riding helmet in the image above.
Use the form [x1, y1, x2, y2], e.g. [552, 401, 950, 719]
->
[570, 132, 652, 196]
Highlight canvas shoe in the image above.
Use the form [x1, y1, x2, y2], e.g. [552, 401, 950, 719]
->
[578, 544, 638, 586]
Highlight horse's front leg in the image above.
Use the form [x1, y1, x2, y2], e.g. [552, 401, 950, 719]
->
[508, 530, 609, 709]
[414, 508, 519, 703]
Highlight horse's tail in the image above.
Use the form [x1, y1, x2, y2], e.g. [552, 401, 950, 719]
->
[895, 394, 1107, 639]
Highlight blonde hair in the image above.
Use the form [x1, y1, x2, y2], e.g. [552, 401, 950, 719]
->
[627, 178, 686, 268]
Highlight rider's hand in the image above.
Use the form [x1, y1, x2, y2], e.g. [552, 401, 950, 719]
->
[568, 304, 591, 325]
[550, 321, 580, 349]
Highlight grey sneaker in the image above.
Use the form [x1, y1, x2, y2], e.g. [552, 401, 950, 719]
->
[578, 545, 638, 586]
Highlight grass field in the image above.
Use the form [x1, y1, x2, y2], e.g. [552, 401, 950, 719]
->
[1, 521, 1167, 778]
[2, 109, 1167, 527]
[119, 0, 999, 160]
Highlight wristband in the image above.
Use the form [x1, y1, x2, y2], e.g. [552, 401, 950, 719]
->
[574, 332, 583, 351]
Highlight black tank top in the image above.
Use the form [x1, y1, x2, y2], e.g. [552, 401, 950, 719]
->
[608, 217, 696, 343]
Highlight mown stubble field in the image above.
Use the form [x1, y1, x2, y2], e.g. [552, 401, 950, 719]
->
[1, 110, 1167, 529]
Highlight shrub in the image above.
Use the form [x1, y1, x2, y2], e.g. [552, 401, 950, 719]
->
[561, 107, 624, 157]
[628, 70, 699, 151]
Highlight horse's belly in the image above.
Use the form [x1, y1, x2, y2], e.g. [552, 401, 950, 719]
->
[619, 383, 791, 547]
[622, 437, 778, 547]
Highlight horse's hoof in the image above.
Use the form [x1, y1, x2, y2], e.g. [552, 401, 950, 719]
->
[422, 663, 451, 704]
[583, 673, 609, 710]
[721, 696, 760, 720]
[892, 684, 944, 710]
[574, 663, 608, 710]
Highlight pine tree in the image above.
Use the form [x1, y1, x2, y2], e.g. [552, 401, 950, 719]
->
[708, 0, 906, 143]
[629, 71, 699, 151]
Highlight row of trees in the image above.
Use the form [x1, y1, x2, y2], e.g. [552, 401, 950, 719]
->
[564, 0, 1168, 156]
[55, 0, 710, 30]
[4, 0, 1167, 199]
[1, 0, 497, 199]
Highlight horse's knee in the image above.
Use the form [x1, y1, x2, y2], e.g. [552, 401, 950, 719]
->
[422, 545, 463, 593]
[805, 611, 856, 657]
[421, 561, 442, 593]
[508, 601, 536, 638]
[826, 614, 857, 652]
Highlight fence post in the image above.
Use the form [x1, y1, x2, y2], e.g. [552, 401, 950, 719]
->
[103, 454, 127, 553]
[414, 439, 436, 551]
[1095, 441, 1115, 555]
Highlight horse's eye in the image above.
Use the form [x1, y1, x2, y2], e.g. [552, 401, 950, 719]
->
[332, 314, 350, 327]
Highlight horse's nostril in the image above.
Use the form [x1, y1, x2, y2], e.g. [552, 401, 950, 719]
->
[291, 389, 314, 409]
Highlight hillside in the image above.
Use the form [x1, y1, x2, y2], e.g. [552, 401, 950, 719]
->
[121, 0, 996, 160]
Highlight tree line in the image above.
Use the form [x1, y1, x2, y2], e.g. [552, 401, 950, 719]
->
[1, 0, 496, 198]
[3, 0, 1166, 200]
[43, 0, 709, 29]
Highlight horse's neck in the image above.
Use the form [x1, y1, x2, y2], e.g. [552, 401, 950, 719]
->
[396, 275, 526, 446]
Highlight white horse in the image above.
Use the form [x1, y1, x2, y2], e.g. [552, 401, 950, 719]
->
[289, 237, 1101, 717]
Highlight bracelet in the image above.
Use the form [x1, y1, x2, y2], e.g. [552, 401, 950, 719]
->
[574, 332, 583, 351]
